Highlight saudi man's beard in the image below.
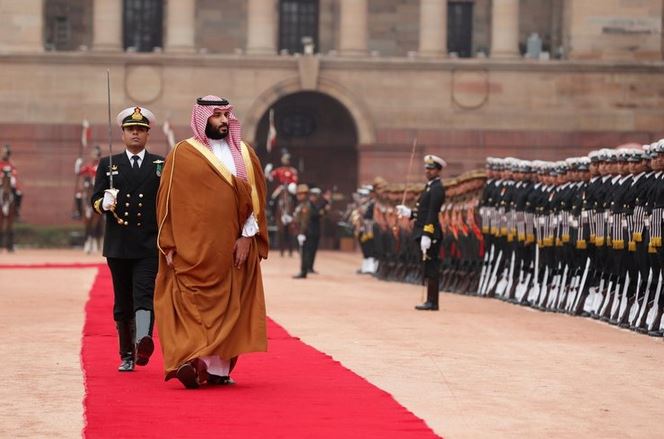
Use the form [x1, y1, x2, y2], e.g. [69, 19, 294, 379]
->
[205, 122, 228, 140]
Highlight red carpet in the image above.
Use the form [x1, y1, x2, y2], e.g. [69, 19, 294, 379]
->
[82, 266, 440, 438]
[0, 262, 103, 269]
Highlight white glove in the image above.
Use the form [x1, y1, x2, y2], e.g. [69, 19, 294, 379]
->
[420, 235, 432, 253]
[264, 163, 274, 180]
[396, 204, 411, 218]
[102, 188, 118, 211]
[297, 234, 306, 246]
[74, 157, 83, 175]
[281, 213, 293, 225]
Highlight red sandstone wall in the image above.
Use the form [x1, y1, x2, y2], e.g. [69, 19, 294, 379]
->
[3, 123, 182, 226]
[4, 123, 663, 225]
[359, 128, 664, 184]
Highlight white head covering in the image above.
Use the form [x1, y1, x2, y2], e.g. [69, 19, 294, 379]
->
[116, 106, 156, 128]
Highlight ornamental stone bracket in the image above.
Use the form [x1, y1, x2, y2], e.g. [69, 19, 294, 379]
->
[451, 69, 491, 110]
[125, 64, 163, 104]
[297, 54, 320, 90]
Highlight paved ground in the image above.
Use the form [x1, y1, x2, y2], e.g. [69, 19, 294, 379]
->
[2, 249, 663, 438]
[0, 251, 102, 438]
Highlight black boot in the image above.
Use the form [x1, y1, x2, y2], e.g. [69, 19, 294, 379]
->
[116, 320, 135, 372]
[135, 309, 154, 366]
[415, 275, 440, 311]
[72, 193, 83, 220]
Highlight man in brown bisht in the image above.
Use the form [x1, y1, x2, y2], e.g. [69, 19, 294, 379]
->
[154, 96, 268, 389]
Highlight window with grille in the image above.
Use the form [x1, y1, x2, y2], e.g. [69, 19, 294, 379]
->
[280, 112, 317, 138]
[123, 0, 163, 52]
[278, 0, 319, 54]
[447, 1, 473, 58]
[53, 16, 71, 48]
[44, 0, 90, 51]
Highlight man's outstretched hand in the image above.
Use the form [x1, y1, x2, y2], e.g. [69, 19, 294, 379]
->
[234, 237, 252, 268]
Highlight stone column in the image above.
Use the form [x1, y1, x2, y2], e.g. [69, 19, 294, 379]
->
[166, 0, 196, 52]
[0, 0, 43, 52]
[419, 0, 447, 57]
[93, 0, 122, 51]
[247, 0, 277, 55]
[491, 0, 520, 58]
[339, 0, 368, 56]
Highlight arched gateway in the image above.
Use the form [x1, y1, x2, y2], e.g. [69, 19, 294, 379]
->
[252, 91, 360, 198]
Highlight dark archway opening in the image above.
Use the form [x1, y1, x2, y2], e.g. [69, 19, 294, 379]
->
[255, 91, 359, 249]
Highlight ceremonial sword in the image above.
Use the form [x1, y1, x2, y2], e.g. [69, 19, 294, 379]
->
[105, 69, 124, 225]
[398, 137, 428, 301]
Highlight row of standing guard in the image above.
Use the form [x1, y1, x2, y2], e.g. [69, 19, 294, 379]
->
[360, 142, 664, 338]
[478, 144, 664, 337]
[354, 172, 485, 295]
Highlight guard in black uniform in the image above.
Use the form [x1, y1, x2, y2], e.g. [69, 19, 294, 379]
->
[397, 154, 447, 310]
[91, 106, 164, 372]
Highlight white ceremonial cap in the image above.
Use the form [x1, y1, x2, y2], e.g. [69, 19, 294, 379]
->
[424, 154, 447, 169]
[116, 106, 156, 129]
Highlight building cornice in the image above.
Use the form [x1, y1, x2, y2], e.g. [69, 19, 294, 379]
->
[0, 51, 663, 74]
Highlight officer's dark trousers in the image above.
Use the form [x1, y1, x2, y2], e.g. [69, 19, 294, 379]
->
[300, 236, 318, 274]
[360, 237, 376, 258]
[107, 256, 157, 321]
[309, 234, 321, 271]
[423, 238, 442, 304]
[278, 226, 294, 256]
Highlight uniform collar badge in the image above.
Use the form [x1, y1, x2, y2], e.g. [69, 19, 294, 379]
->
[153, 159, 164, 177]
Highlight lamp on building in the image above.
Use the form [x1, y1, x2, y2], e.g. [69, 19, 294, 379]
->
[525, 33, 542, 60]
[301, 36, 315, 55]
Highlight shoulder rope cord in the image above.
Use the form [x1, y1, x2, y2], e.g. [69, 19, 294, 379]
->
[525, 211, 534, 242]
[157, 143, 180, 257]
[595, 212, 604, 245]
[633, 205, 644, 240]
[585, 208, 594, 240]
[516, 210, 525, 241]
[651, 208, 662, 247]
[611, 212, 618, 245]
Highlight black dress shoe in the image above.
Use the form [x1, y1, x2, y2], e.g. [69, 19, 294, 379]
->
[118, 357, 135, 372]
[176, 363, 200, 389]
[135, 336, 154, 366]
[292, 273, 307, 279]
[415, 302, 439, 311]
[208, 374, 235, 385]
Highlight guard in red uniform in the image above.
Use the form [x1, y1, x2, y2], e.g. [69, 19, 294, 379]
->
[0, 145, 22, 219]
[74, 146, 102, 219]
[269, 151, 298, 185]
